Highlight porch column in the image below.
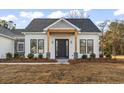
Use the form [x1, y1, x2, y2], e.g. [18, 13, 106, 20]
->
[47, 31, 50, 52]
[74, 31, 78, 59]
[46, 31, 50, 59]
[75, 31, 77, 52]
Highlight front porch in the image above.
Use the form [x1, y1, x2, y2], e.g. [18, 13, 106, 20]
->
[46, 28, 78, 59]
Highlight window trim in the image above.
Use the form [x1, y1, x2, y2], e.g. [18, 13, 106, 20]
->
[80, 39, 86, 54]
[17, 42, 24, 52]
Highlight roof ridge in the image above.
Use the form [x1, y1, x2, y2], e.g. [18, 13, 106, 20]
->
[33, 18, 90, 20]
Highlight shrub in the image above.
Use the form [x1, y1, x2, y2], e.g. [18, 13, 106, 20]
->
[27, 53, 34, 59]
[14, 53, 19, 59]
[6, 52, 13, 59]
[105, 53, 111, 59]
[90, 53, 96, 59]
[19, 56, 25, 60]
[38, 54, 43, 59]
[99, 54, 103, 58]
[82, 54, 87, 59]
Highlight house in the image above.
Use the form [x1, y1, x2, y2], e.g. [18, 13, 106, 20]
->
[0, 18, 101, 59]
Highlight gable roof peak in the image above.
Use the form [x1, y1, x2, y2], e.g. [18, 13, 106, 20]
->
[43, 18, 81, 31]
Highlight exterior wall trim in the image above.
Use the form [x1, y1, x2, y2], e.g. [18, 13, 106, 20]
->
[78, 32, 101, 35]
[22, 32, 46, 35]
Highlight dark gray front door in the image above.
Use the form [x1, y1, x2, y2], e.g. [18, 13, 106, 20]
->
[55, 39, 69, 58]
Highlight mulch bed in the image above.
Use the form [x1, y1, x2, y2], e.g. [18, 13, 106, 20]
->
[0, 58, 57, 63]
[69, 58, 124, 64]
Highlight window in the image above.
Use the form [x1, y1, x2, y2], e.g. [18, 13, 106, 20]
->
[80, 39, 86, 54]
[38, 39, 44, 53]
[87, 39, 93, 54]
[30, 39, 44, 54]
[17, 42, 24, 52]
[30, 39, 37, 54]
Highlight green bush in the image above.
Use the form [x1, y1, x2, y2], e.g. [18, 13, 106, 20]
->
[38, 54, 43, 59]
[105, 53, 111, 59]
[6, 52, 13, 59]
[90, 53, 96, 59]
[27, 53, 34, 59]
[14, 53, 19, 59]
[82, 54, 87, 59]
[99, 54, 103, 58]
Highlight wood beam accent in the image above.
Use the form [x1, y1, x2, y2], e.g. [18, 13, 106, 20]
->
[48, 28, 76, 33]
[75, 31, 78, 52]
[47, 31, 50, 52]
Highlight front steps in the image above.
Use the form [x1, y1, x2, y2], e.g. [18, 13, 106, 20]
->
[56, 59, 69, 64]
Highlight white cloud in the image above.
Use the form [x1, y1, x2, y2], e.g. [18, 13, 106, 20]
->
[83, 9, 92, 12]
[114, 9, 124, 16]
[20, 11, 44, 19]
[21, 20, 26, 23]
[95, 21, 104, 26]
[0, 15, 17, 21]
[47, 11, 67, 18]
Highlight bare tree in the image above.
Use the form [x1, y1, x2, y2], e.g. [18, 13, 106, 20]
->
[67, 9, 90, 18]
[98, 20, 110, 55]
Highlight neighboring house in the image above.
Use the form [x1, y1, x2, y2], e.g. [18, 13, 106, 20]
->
[0, 18, 101, 59]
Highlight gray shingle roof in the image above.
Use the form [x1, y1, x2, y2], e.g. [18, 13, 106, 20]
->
[13, 29, 25, 36]
[0, 27, 24, 37]
[26, 19, 58, 32]
[0, 26, 15, 37]
[0, 18, 100, 38]
[25, 18, 101, 32]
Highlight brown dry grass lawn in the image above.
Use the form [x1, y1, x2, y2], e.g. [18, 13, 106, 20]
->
[0, 62, 124, 83]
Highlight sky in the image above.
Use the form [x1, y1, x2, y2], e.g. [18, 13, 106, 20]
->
[0, 9, 124, 29]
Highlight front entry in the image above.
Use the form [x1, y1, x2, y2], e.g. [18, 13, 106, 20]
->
[55, 39, 69, 58]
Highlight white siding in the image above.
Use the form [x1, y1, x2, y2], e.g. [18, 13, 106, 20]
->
[77, 34, 100, 58]
[0, 36, 14, 59]
[25, 34, 47, 58]
[24, 33, 100, 59]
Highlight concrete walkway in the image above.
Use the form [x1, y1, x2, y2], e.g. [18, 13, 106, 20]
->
[57, 59, 69, 64]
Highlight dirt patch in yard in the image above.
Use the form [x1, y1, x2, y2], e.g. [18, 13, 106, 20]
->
[0, 62, 124, 83]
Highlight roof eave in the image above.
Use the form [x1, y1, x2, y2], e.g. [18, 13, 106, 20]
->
[0, 33, 14, 40]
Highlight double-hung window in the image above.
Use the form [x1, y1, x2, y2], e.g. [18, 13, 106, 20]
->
[80, 39, 94, 54]
[38, 39, 44, 53]
[17, 42, 24, 52]
[80, 39, 86, 54]
[87, 39, 93, 54]
[30, 39, 44, 54]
